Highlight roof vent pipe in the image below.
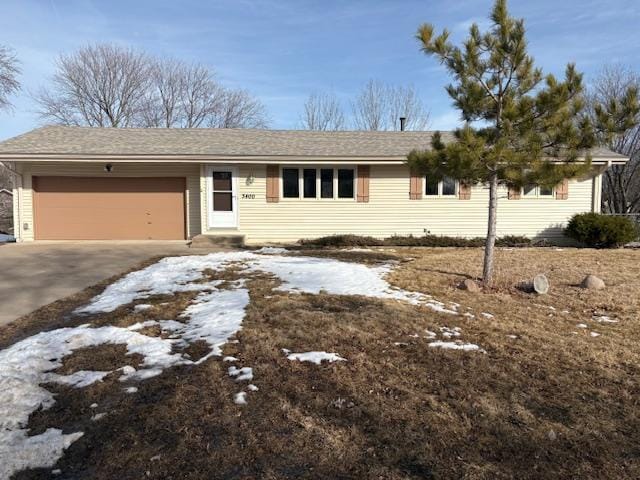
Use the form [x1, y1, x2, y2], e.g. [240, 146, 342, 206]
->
[399, 117, 406, 131]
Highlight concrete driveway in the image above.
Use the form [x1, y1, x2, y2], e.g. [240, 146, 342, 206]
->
[0, 241, 194, 326]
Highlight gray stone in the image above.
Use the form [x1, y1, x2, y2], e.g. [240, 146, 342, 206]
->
[580, 274, 605, 290]
[459, 278, 481, 293]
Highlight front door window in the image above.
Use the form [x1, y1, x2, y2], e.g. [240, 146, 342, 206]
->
[208, 167, 238, 228]
[213, 172, 233, 211]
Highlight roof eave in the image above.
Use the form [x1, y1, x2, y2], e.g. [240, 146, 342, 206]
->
[0, 152, 625, 164]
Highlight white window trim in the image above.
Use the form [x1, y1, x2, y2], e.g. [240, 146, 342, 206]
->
[280, 166, 357, 201]
[424, 176, 458, 198]
[522, 184, 555, 198]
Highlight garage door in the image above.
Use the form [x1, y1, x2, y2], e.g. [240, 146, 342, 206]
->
[33, 176, 186, 240]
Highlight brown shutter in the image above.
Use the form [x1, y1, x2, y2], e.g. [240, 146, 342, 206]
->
[409, 170, 423, 200]
[508, 185, 521, 200]
[555, 179, 569, 200]
[266, 165, 279, 203]
[458, 182, 471, 200]
[357, 165, 370, 203]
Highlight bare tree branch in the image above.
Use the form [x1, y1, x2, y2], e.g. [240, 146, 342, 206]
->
[351, 80, 430, 130]
[35, 43, 269, 130]
[0, 45, 20, 111]
[589, 65, 640, 213]
[35, 44, 150, 127]
[299, 92, 345, 130]
[209, 89, 269, 129]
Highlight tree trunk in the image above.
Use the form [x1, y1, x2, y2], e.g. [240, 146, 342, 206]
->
[483, 172, 499, 286]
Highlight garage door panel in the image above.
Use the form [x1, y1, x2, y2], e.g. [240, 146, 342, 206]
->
[34, 177, 186, 240]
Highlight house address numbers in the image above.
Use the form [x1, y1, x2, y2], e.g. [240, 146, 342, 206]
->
[241, 193, 256, 200]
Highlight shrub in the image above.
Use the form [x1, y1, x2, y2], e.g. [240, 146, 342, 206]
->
[564, 212, 639, 248]
[298, 234, 384, 247]
[495, 235, 532, 247]
[299, 234, 532, 248]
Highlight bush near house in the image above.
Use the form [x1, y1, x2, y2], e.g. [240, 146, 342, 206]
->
[564, 213, 639, 248]
[299, 234, 532, 248]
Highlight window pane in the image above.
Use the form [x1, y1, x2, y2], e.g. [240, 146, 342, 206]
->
[303, 169, 316, 198]
[523, 184, 536, 197]
[213, 192, 232, 211]
[442, 176, 456, 195]
[539, 185, 553, 196]
[282, 168, 299, 198]
[320, 169, 333, 198]
[425, 176, 438, 195]
[337, 169, 354, 198]
[213, 171, 232, 191]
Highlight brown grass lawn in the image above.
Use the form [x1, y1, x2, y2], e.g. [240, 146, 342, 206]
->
[4, 247, 640, 480]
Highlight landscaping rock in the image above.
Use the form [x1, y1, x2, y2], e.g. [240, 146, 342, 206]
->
[532, 274, 549, 295]
[459, 279, 481, 292]
[580, 274, 605, 290]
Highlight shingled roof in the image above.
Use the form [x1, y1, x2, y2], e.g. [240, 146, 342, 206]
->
[0, 125, 626, 161]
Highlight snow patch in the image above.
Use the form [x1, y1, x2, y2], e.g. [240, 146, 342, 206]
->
[134, 304, 153, 312]
[234, 392, 247, 405]
[0, 325, 182, 479]
[228, 366, 253, 382]
[428, 341, 484, 352]
[255, 246, 289, 254]
[286, 351, 346, 365]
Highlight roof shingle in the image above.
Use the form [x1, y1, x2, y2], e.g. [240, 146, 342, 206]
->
[0, 125, 626, 160]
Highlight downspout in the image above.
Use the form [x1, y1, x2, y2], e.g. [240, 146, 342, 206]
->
[1, 161, 23, 241]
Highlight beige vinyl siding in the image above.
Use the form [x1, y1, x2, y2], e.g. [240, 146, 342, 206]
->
[17, 162, 200, 241]
[202, 164, 598, 245]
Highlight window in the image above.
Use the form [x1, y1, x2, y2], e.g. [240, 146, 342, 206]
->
[303, 169, 316, 198]
[282, 168, 299, 198]
[539, 185, 554, 196]
[280, 167, 355, 200]
[338, 169, 354, 198]
[320, 169, 333, 198]
[425, 176, 438, 196]
[442, 176, 457, 196]
[212, 171, 233, 211]
[524, 184, 553, 197]
[425, 175, 457, 196]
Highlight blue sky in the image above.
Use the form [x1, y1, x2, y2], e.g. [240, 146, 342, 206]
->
[1, 0, 639, 140]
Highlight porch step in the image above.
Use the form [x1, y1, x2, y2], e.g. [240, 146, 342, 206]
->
[189, 234, 245, 249]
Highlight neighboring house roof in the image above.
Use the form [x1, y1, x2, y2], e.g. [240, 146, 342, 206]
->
[0, 125, 627, 162]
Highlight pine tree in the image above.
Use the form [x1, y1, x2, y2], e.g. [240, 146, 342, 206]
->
[408, 0, 637, 286]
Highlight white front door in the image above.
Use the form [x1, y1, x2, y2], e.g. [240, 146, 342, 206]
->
[207, 166, 238, 228]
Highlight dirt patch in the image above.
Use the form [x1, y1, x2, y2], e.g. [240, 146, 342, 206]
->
[54, 344, 144, 375]
[5, 247, 640, 479]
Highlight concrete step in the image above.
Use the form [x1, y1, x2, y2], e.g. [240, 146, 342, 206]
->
[189, 234, 245, 249]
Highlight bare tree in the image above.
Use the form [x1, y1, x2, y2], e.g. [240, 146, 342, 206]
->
[141, 58, 185, 128]
[37, 43, 268, 129]
[351, 80, 430, 131]
[300, 92, 345, 130]
[589, 65, 640, 213]
[36, 44, 151, 127]
[0, 45, 20, 111]
[387, 85, 430, 131]
[209, 88, 269, 129]
[352, 80, 389, 130]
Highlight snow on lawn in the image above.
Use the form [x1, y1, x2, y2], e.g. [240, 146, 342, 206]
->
[0, 325, 183, 479]
[0, 249, 466, 475]
[286, 351, 347, 365]
[428, 341, 484, 352]
[77, 251, 457, 316]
